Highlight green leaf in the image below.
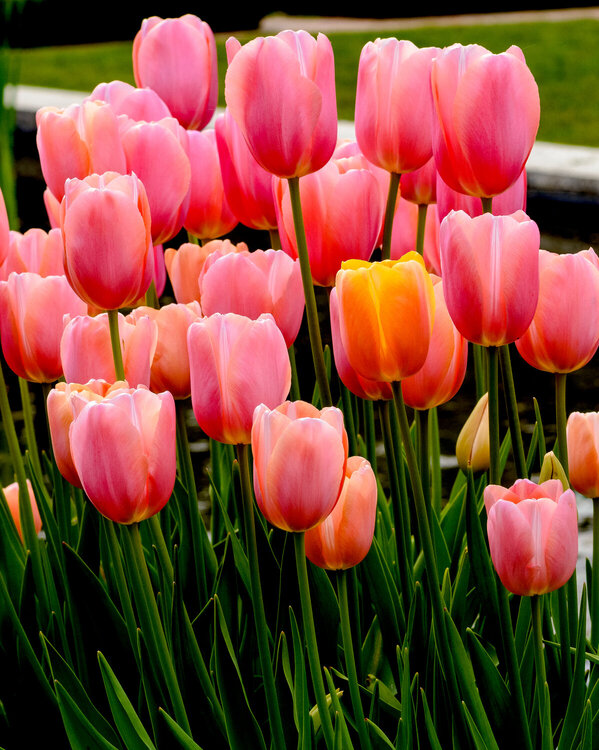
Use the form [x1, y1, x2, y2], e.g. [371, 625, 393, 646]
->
[365, 717, 395, 750]
[419, 689, 443, 750]
[98, 652, 156, 750]
[289, 606, 312, 749]
[55, 680, 120, 750]
[158, 708, 204, 750]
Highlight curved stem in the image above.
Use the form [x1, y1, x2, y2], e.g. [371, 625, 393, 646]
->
[487, 346, 501, 485]
[236, 444, 287, 750]
[107, 309, 125, 382]
[287, 176, 331, 407]
[499, 344, 527, 478]
[532, 594, 552, 750]
[416, 203, 428, 256]
[381, 172, 401, 261]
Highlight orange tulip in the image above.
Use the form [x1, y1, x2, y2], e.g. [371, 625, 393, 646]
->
[567, 412, 599, 498]
[3, 480, 42, 540]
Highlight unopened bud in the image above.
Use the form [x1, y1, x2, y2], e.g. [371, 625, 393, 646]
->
[456, 392, 489, 473]
[538, 451, 569, 489]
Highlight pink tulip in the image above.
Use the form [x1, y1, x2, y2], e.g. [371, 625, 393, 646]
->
[567, 412, 599, 499]
[440, 210, 540, 346]
[355, 39, 440, 175]
[431, 43, 540, 198]
[188, 313, 291, 444]
[199, 248, 304, 347]
[399, 156, 438, 206]
[305, 456, 377, 569]
[515, 248, 599, 373]
[215, 110, 278, 231]
[87, 80, 172, 121]
[60, 172, 154, 310]
[0, 272, 87, 382]
[3, 480, 42, 540]
[274, 158, 383, 286]
[69, 386, 176, 524]
[61, 312, 157, 387]
[119, 117, 191, 245]
[132, 14, 218, 131]
[225, 30, 337, 178]
[401, 277, 468, 410]
[184, 129, 238, 241]
[484, 479, 578, 596]
[1, 227, 65, 280]
[47, 379, 129, 487]
[127, 302, 202, 399]
[251, 400, 348, 532]
[436, 170, 527, 224]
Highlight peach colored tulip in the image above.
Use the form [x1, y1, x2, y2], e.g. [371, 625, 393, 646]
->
[515, 248, 599, 373]
[567, 412, 599, 498]
[456, 393, 490, 473]
[60, 172, 154, 310]
[251, 400, 348, 532]
[436, 170, 527, 224]
[87, 80, 172, 121]
[431, 43, 540, 198]
[188, 313, 291, 444]
[184, 129, 238, 241]
[61, 312, 157, 387]
[484, 479, 578, 596]
[44, 188, 61, 229]
[3, 480, 42, 540]
[329, 287, 393, 401]
[164, 239, 248, 304]
[0, 272, 87, 382]
[127, 302, 202, 399]
[440, 210, 540, 346]
[355, 39, 440, 175]
[215, 110, 278, 231]
[47, 379, 129, 487]
[69, 386, 177, 524]
[389, 199, 441, 275]
[119, 117, 191, 245]
[401, 277, 468, 410]
[1, 227, 64, 280]
[225, 30, 337, 178]
[273, 159, 383, 287]
[132, 14, 218, 131]
[334, 253, 435, 383]
[199, 248, 304, 347]
[305, 455, 377, 569]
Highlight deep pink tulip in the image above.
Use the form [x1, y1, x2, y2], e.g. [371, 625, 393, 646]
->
[184, 129, 238, 241]
[69, 386, 177, 524]
[484, 479, 578, 596]
[132, 14, 218, 131]
[436, 170, 527, 224]
[225, 30, 337, 178]
[87, 80, 172, 121]
[61, 312, 157, 387]
[215, 110, 278, 231]
[60, 172, 154, 310]
[305, 455, 377, 569]
[188, 313, 291, 444]
[355, 39, 440, 175]
[0, 272, 87, 382]
[1, 227, 65, 280]
[431, 43, 540, 198]
[119, 117, 191, 245]
[251, 400, 348, 532]
[401, 277, 468, 410]
[515, 248, 599, 373]
[3, 480, 42, 540]
[199, 248, 304, 347]
[127, 302, 202, 399]
[274, 158, 383, 286]
[47, 379, 129, 487]
[440, 210, 540, 346]
[567, 412, 599, 499]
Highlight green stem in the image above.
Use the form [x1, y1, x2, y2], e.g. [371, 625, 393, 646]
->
[381, 172, 401, 261]
[145, 280, 159, 309]
[429, 407, 442, 517]
[364, 399, 377, 473]
[487, 346, 501, 485]
[341, 384, 358, 457]
[294, 531, 335, 750]
[532, 594, 552, 750]
[18, 377, 42, 479]
[555, 373, 569, 475]
[287, 176, 332, 407]
[473, 344, 487, 402]
[104, 519, 139, 661]
[148, 514, 174, 585]
[288, 344, 301, 402]
[481, 196, 493, 214]
[337, 570, 371, 750]
[269, 228, 282, 250]
[236, 444, 287, 750]
[499, 344, 527, 479]
[416, 203, 428, 256]
[593, 497, 599, 648]
[415, 409, 430, 509]
[107, 309, 125, 382]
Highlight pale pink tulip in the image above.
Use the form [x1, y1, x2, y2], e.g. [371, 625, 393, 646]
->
[87, 80, 172, 121]
[1, 227, 65, 280]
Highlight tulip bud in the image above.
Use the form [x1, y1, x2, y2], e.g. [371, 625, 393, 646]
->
[456, 393, 490, 473]
[538, 451, 569, 489]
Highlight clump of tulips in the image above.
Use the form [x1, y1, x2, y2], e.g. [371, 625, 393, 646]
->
[1, 13, 597, 750]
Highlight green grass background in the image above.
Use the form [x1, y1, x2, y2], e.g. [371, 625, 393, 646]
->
[8, 18, 599, 147]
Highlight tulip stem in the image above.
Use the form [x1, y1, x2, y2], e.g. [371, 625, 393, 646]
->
[107, 309, 125, 382]
[337, 570, 371, 750]
[481, 196, 493, 214]
[593, 497, 599, 648]
[236, 443, 287, 750]
[381, 172, 400, 261]
[416, 203, 427, 256]
[288, 344, 301, 402]
[487, 346, 501, 485]
[415, 409, 430, 509]
[287, 176, 332, 407]
[269, 228, 282, 250]
[531, 594, 552, 750]
[499, 344, 527, 479]
[555, 373, 569, 475]
[294, 531, 335, 750]
[104, 519, 140, 662]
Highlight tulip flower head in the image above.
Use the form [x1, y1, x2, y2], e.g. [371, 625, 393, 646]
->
[484, 479, 578, 596]
[3, 480, 42, 541]
[456, 392, 490, 473]
[567, 412, 599, 498]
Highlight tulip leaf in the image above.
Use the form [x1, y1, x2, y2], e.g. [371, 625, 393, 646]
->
[289, 605, 312, 749]
[158, 708, 205, 750]
[399, 646, 412, 750]
[440, 481, 468, 563]
[55, 680, 121, 750]
[365, 717, 395, 749]
[361, 537, 403, 651]
[419, 688, 444, 750]
[323, 668, 352, 748]
[461, 700, 495, 750]
[98, 651, 156, 750]
[557, 587, 588, 750]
